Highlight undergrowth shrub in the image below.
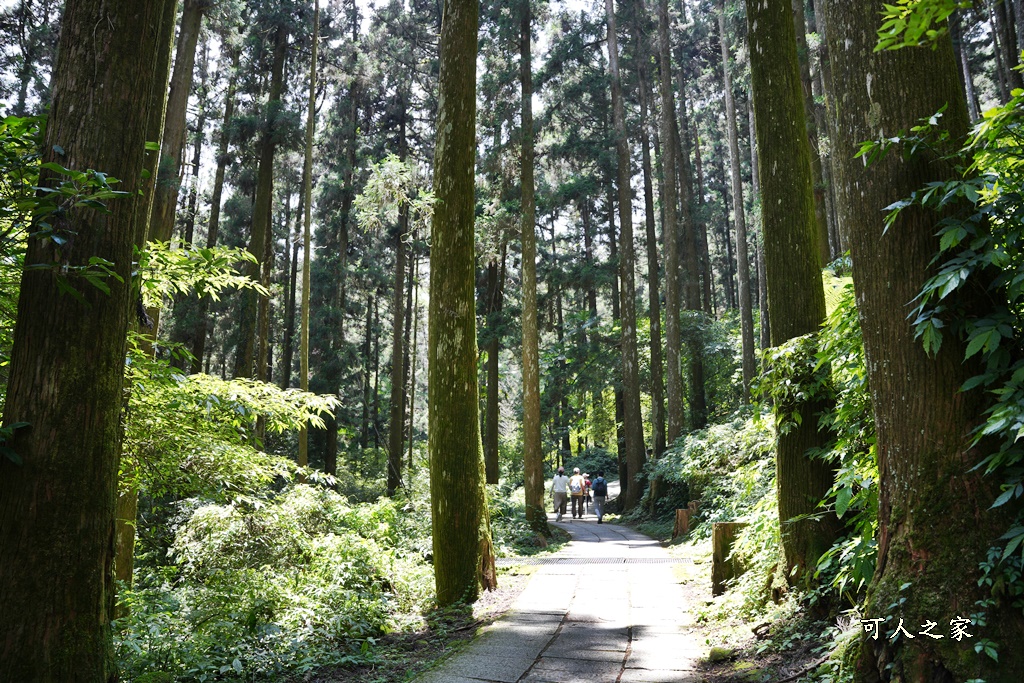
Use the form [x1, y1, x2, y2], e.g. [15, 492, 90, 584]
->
[117, 485, 434, 682]
[648, 410, 775, 535]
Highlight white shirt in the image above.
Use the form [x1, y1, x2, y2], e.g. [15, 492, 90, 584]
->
[552, 474, 569, 493]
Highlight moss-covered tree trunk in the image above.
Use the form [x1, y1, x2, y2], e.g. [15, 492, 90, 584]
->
[429, 0, 497, 605]
[521, 0, 547, 533]
[236, 25, 287, 379]
[605, 0, 646, 510]
[718, 0, 755, 402]
[791, 0, 831, 266]
[747, 0, 837, 585]
[822, 1, 1024, 679]
[0, 2, 175, 679]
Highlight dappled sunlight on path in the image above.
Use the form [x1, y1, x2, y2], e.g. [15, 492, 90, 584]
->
[414, 503, 704, 683]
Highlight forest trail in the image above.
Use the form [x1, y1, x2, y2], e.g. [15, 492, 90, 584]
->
[414, 501, 703, 683]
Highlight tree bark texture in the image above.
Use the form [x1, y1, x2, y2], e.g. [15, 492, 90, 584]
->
[719, 1, 755, 402]
[605, 0, 646, 510]
[747, 0, 837, 584]
[822, 1, 1024, 680]
[791, 0, 831, 266]
[0, 2, 175, 679]
[658, 0, 685, 446]
[114, 0, 177, 593]
[429, 0, 496, 606]
[521, 0, 548, 533]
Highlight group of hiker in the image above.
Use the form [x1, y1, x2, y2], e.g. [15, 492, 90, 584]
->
[551, 466, 608, 523]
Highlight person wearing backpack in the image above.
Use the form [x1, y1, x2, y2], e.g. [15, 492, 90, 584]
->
[591, 471, 608, 524]
[569, 467, 586, 519]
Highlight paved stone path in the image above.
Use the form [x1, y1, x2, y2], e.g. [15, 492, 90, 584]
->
[414, 507, 704, 683]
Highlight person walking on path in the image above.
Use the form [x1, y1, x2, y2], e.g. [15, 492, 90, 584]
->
[569, 467, 586, 519]
[551, 466, 569, 522]
[591, 471, 608, 523]
[583, 472, 592, 514]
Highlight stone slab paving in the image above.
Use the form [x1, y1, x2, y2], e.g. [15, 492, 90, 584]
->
[412, 505, 705, 683]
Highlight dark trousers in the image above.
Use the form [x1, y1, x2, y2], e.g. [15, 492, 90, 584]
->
[571, 495, 584, 518]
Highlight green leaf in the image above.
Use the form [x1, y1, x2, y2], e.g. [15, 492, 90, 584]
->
[965, 331, 990, 359]
[0, 446, 23, 465]
[836, 487, 853, 518]
[992, 486, 1016, 508]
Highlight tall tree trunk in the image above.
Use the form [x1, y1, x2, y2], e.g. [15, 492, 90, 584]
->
[632, 4, 666, 460]
[810, 0, 847, 255]
[658, 0, 684, 445]
[792, 0, 831, 266]
[822, 2, 1024, 680]
[373, 292, 382, 451]
[608, 185, 627, 489]
[298, 4, 319, 470]
[281, 195, 302, 388]
[407, 251, 421, 471]
[674, 86, 709, 428]
[114, 0, 178, 595]
[718, 1, 755, 401]
[685, 101, 713, 316]
[0, 2, 175, 678]
[748, 94, 771, 351]
[361, 289, 374, 448]
[236, 26, 287, 379]
[191, 48, 239, 371]
[386, 171, 408, 495]
[605, 0, 646, 511]
[521, 0, 547, 534]
[484, 245, 505, 485]
[551, 220, 572, 460]
[988, 0, 1013, 102]
[429, 0, 496, 605]
[994, 0, 1024, 91]
[402, 231, 415, 459]
[953, 11, 981, 122]
[747, 0, 837, 585]
[149, 0, 207, 246]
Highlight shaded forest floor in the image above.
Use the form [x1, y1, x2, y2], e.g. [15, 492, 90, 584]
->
[653, 526, 846, 683]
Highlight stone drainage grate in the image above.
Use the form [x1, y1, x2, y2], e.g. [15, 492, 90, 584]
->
[496, 557, 693, 566]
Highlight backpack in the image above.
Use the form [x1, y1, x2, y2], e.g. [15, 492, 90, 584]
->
[592, 478, 607, 496]
[570, 478, 582, 494]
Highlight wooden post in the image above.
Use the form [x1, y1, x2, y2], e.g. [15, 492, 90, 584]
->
[711, 521, 748, 595]
[672, 508, 692, 538]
